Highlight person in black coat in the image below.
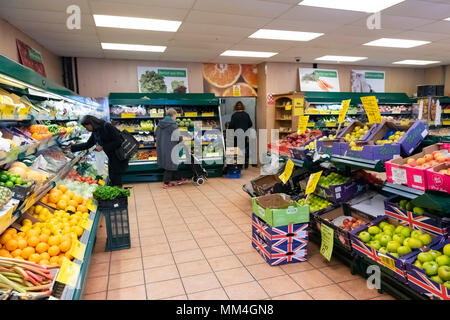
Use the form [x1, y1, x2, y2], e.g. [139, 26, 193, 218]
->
[228, 101, 253, 169]
[70, 115, 128, 187]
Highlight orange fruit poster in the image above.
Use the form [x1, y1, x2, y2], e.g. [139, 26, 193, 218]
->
[203, 63, 258, 97]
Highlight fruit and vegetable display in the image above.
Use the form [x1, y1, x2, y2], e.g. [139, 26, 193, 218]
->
[343, 125, 371, 142]
[298, 194, 333, 213]
[397, 199, 425, 215]
[378, 105, 411, 113]
[134, 134, 155, 145]
[66, 170, 98, 185]
[336, 216, 367, 232]
[375, 130, 405, 145]
[0, 186, 13, 210]
[93, 185, 130, 201]
[6, 162, 48, 186]
[412, 244, 450, 286]
[40, 186, 89, 213]
[135, 150, 157, 160]
[318, 172, 349, 188]
[357, 222, 434, 258]
[177, 118, 194, 128]
[275, 130, 322, 149]
[405, 150, 448, 168]
[0, 171, 32, 189]
[110, 105, 147, 116]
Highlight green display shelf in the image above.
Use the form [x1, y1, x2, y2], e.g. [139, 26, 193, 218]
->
[382, 182, 424, 199]
[109, 93, 219, 106]
[304, 91, 414, 105]
[329, 154, 385, 172]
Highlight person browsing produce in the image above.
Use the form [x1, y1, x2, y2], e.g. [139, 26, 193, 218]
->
[70, 115, 128, 187]
[228, 101, 253, 169]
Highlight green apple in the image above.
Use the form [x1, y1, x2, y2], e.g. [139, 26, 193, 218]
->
[413, 207, 424, 215]
[393, 234, 405, 244]
[408, 238, 423, 249]
[359, 231, 371, 243]
[374, 233, 384, 241]
[378, 247, 388, 255]
[380, 235, 392, 247]
[431, 275, 444, 284]
[438, 265, 450, 281]
[406, 202, 414, 211]
[383, 229, 394, 237]
[417, 252, 433, 263]
[399, 200, 408, 210]
[390, 252, 400, 258]
[403, 238, 411, 247]
[411, 230, 423, 239]
[394, 225, 405, 234]
[383, 224, 395, 233]
[423, 261, 439, 276]
[397, 245, 412, 256]
[369, 240, 381, 250]
[436, 255, 450, 267]
[414, 260, 423, 269]
[444, 281, 450, 289]
[418, 234, 432, 246]
[387, 241, 401, 253]
[379, 222, 388, 230]
[444, 244, 450, 257]
[368, 226, 381, 236]
[400, 227, 412, 238]
[429, 250, 442, 260]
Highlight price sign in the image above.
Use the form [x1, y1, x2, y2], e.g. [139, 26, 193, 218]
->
[293, 98, 304, 116]
[69, 239, 86, 261]
[285, 104, 292, 111]
[2, 104, 15, 120]
[361, 96, 382, 124]
[121, 113, 136, 118]
[184, 112, 198, 117]
[338, 99, 351, 124]
[79, 215, 92, 231]
[17, 106, 30, 120]
[379, 254, 396, 271]
[305, 171, 323, 195]
[279, 159, 294, 184]
[149, 156, 157, 161]
[320, 223, 334, 261]
[202, 112, 215, 117]
[307, 122, 315, 127]
[98, 179, 106, 186]
[87, 203, 97, 213]
[326, 122, 336, 127]
[400, 120, 410, 126]
[297, 116, 309, 134]
[233, 85, 241, 96]
[56, 259, 80, 287]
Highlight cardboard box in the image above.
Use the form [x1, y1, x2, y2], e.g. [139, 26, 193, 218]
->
[250, 175, 281, 196]
[336, 120, 378, 142]
[252, 194, 309, 227]
[426, 163, 450, 194]
[251, 213, 308, 245]
[384, 195, 449, 236]
[316, 139, 341, 156]
[315, 173, 367, 203]
[349, 216, 444, 283]
[396, 121, 428, 156]
[405, 239, 450, 300]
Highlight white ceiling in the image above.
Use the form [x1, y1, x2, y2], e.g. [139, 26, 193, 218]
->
[1, 0, 450, 66]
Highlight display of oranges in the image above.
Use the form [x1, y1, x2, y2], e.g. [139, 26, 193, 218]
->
[44, 187, 87, 212]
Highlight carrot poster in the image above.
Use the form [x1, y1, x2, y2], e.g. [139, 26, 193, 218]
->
[203, 63, 258, 97]
[299, 68, 340, 92]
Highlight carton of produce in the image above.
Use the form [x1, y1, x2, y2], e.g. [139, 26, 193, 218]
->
[316, 137, 341, 156]
[426, 163, 450, 194]
[336, 120, 378, 142]
[252, 193, 309, 227]
[384, 195, 449, 236]
[315, 171, 367, 203]
[250, 174, 281, 196]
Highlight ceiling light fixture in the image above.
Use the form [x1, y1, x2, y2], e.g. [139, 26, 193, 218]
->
[249, 29, 323, 41]
[220, 50, 278, 58]
[444, 17, 450, 21]
[93, 14, 181, 32]
[364, 38, 430, 48]
[101, 43, 166, 52]
[315, 55, 367, 62]
[298, 0, 405, 13]
[393, 60, 440, 65]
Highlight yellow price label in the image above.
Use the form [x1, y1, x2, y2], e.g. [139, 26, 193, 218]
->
[56, 259, 80, 287]
[326, 122, 336, 127]
[294, 98, 304, 116]
[285, 104, 292, 111]
[87, 203, 97, 213]
[69, 239, 86, 261]
[379, 255, 396, 271]
[297, 116, 309, 134]
[233, 85, 241, 96]
[307, 122, 315, 127]
[320, 223, 334, 261]
[338, 99, 351, 124]
[79, 215, 92, 231]
[184, 112, 197, 117]
[121, 113, 136, 118]
[305, 171, 323, 195]
[2, 104, 15, 119]
[361, 96, 382, 124]
[98, 179, 106, 186]
[202, 112, 214, 117]
[279, 159, 295, 184]
[149, 156, 157, 161]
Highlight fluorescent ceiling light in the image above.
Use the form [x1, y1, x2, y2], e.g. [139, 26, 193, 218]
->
[249, 29, 323, 41]
[298, 0, 404, 13]
[220, 50, 278, 58]
[393, 60, 440, 65]
[444, 17, 450, 21]
[315, 55, 367, 62]
[101, 43, 166, 52]
[93, 14, 181, 32]
[364, 38, 430, 48]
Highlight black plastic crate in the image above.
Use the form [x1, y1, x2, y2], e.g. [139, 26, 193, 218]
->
[101, 207, 131, 251]
[96, 196, 128, 209]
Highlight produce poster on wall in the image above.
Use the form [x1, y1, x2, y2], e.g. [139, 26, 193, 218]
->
[203, 63, 258, 97]
[16, 39, 46, 77]
[299, 68, 340, 92]
[137, 67, 189, 93]
[351, 70, 385, 93]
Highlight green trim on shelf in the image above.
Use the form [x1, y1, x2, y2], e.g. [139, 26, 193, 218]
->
[382, 182, 424, 200]
[329, 154, 385, 172]
[108, 92, 219, 106]
[304, 91, 414, 105]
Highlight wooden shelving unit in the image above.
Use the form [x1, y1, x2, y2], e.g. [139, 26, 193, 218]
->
[273, 92, 305, 137]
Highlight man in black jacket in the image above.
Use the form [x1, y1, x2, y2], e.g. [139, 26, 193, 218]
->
[228, 101, 253, 169]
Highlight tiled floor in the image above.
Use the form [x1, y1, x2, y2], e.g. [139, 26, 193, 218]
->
[82, 167, 395, 300]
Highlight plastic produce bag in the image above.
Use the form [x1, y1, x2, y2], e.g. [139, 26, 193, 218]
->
[95, 150, 107, 176]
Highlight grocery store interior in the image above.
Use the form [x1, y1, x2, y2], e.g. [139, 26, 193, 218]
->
[0, 0, 449, 301]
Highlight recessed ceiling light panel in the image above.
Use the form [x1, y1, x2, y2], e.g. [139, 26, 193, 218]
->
[101, 43, 166, 52]
[298, 0, 405, 13]
[93, 14, 181, 32]
[315, 55, 367, 62]
[364, 38, 430, 48]
[220, 50, 278, 58]
[249, 29, 323, 41]
[393, 60, 440, 65]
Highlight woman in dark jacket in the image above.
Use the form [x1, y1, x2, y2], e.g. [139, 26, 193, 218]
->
[70, 115, 128, 186]
[155, 108, 186, 188]
[228, 101, 253, 168]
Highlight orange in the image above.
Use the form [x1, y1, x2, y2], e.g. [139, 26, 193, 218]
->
[5, 228, 17, 236]
[73, 195, 84, 205]
[21, 247, 35, 259]
[66, 205, 76, 213]
[222, 82, 257, 97]
[0, 233, 12, 245]
[49, 193, 60, 204]
[39, 259, 50, 266]
[39, 234, 49, 243]
[203, 63, 241, 88]
[50, 188, 63, 196]
[17, 238, 27, 250]
[41, 228, 51, 236]
[77, 205, 88, 213]
[57, 200, 67, 210]
[241, 64, 258, 89]
[34, 205, 43, 215]
[40, 252, 50, 261]
[5, 239, 18, 251]
[58, 256, 68, 266]
[60, 194, 70, 203]
[49, 256, 59, 265]
[48, 235, 61, 246]
[26, 228, 39, 238]
[59, 240, 71, 253]
[41, 195, 49, 204]
[0, 249, 10, 257]
[11, 249, 22, 258]
[17, 232, 26, 239]
[68, 200, 78, 208]
[28, 253, 41, 263]
[48, 245, 60, 257]
[47, 202, 57, 209]
[57, 185, 68, 193]
[36, 242, 49, 254]
[74, 226, 84, 237]
[27, 236, 40, 247]
[65, 190, 75, 200]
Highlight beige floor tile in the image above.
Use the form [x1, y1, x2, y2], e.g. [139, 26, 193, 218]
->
[319, 265, 360, 283]
[139, 227, 166, 237]
[169, 239, 199, 253]
[338, 278, 382, 300]
[108, 270, 145, 290]
[111, 247, 142, 262]
[308, 252, 341, 268]
[142, 253, 175, 269]
[228, 241, 254, 255]
[188, 288, 229, 300]
[280, 261, 315, 274]
[140, 235, 168, 245]
[109, 257, 143, 275]
[163, 295, 188, 300]
[290, 269, 333, 290]
[201, 245, 234, 259]
[224, 281, 269, 300]
[144, 265, 179, 283]
[272, 291, 313, 300]
[246, 263, 285, 280]
[182, 273, 221, 294]
[236, 251, 266, 266]
[164, 225, 190, 233]
[167, 232, 195, 242]
[147, 279, 186, 300]
[107, 285, 147, 300]
[307, 284, 355, 300]
[258, 275, 302, 297]
[141, 242, 170, 257]
[208, 255, 243, 272]
[82, 291, 107, 300]
[221, 232, 250, 244]
[217, 225, 243, 235]
[192, 229, 219, 239]
[84, 275, 108, 294]
[174, 258, 210, 275]
[215, 267, 254, 286]
[91, 252, 111, 264]
[173, 248, 205, 264]
[196, 236, 226, 248]
[87, 262, 109, 279]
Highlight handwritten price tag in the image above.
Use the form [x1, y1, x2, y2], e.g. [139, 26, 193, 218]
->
[305, 171, 323, 195]
[293, 98, 304, 116]
[184, 112, 197, 117]
[379, 254, 396, 271]
[79, 215, 92, 231]
[69, 239, 86, 261]
[202, 112, 214, 117]
[285, 104, 292, 111]
[361, 96, 381, 124]
[320, 223, 334, 261]
[297, 116, 309, 134]
[278, 159, 294, 184]
[56, 259, 80, 287]
[121, 113, 136, 118]
[338, 99, 351, 124]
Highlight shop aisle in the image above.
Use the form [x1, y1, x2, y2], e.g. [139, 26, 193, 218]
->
[82, 168, 395, 300]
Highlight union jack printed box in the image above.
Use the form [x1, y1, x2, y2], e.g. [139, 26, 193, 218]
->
[384, 195, 449, 236]
[251, 215, 308, 266]
[349, 216, 445, 283]
[405, 239, 450, 300]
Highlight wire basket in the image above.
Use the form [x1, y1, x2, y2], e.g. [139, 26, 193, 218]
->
[101, 207, 131, 251]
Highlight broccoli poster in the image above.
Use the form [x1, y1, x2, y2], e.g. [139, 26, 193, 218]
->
[137, 67, 189, 93]
[299, 68, 340, 92]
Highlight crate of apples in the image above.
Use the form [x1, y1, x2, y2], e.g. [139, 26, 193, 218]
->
[339, 217, 366, 231]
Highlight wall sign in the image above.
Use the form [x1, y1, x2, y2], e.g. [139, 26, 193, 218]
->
[299, 68, 340, 92]
[351, 70, 385, 93]
[138, 67, 189, 93]
[16, 39, 46, 77]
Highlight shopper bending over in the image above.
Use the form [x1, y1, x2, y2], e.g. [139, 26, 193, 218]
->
[70, 115, 128, 187]
[155, 108, 186, 189]
[228, 101, 253, 169]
